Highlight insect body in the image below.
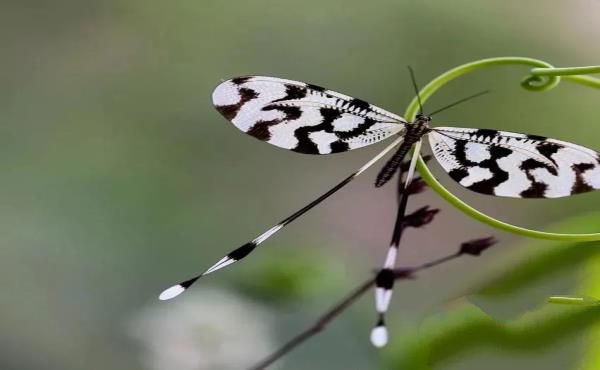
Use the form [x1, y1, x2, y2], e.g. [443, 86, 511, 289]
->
[160, 75, 600, 343]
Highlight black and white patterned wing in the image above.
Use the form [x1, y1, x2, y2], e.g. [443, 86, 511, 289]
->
[428, 127, 600, 198]
[212, 76, 406, 154]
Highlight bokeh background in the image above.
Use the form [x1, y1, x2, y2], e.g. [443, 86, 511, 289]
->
[2, 1, 600, 369]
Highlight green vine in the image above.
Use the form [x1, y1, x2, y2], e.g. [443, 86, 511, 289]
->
[403, 57, 600, 241]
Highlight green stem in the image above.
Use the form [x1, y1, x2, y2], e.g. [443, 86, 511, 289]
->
[403, 57, 600, 241]
[548, 296, 597, 305]
[531, 66, 600, 77]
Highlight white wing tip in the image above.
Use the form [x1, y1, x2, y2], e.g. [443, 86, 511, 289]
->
[159, 284, 185, 301]
[370, 326, 388, 348]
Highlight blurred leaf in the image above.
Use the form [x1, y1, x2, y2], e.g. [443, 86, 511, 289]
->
[386, 302, 600, 370]
[232, 247, 344, 305]
[383, 212, 600, 369]
[475, 242, 600, 297]
[467, 212, 600, 297]
[575, 254, 600, 370]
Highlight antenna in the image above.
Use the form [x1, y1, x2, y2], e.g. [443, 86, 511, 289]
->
[428, 90, 490, 116]
[407, 66, 424, 115]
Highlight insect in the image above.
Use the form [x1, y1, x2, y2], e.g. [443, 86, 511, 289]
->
[159, 71, 600, 345]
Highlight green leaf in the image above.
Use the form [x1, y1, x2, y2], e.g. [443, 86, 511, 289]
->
[387, 302, 600, 369]
[573, 254, 600, 369]
[231, 247, 345, 305]
[384, 212, 600, 369]
[468, 212, 600, 298]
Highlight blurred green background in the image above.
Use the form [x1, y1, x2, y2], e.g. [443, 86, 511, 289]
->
[2, 1, 600, 369]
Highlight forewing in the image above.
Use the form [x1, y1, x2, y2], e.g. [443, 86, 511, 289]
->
[428, 127, 600, 198]
[212, 76, 406, 154]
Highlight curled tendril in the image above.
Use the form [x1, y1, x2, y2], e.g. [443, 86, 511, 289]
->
[520, 74, 559, 91]
[403, 57, 600, 242]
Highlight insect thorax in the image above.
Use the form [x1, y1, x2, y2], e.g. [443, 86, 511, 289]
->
[406, 115, 432, 141]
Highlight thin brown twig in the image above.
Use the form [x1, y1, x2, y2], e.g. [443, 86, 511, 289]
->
[247, 156, 496, 370]
[247, 279, 376, 370]
[247, 252, 464, 370]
